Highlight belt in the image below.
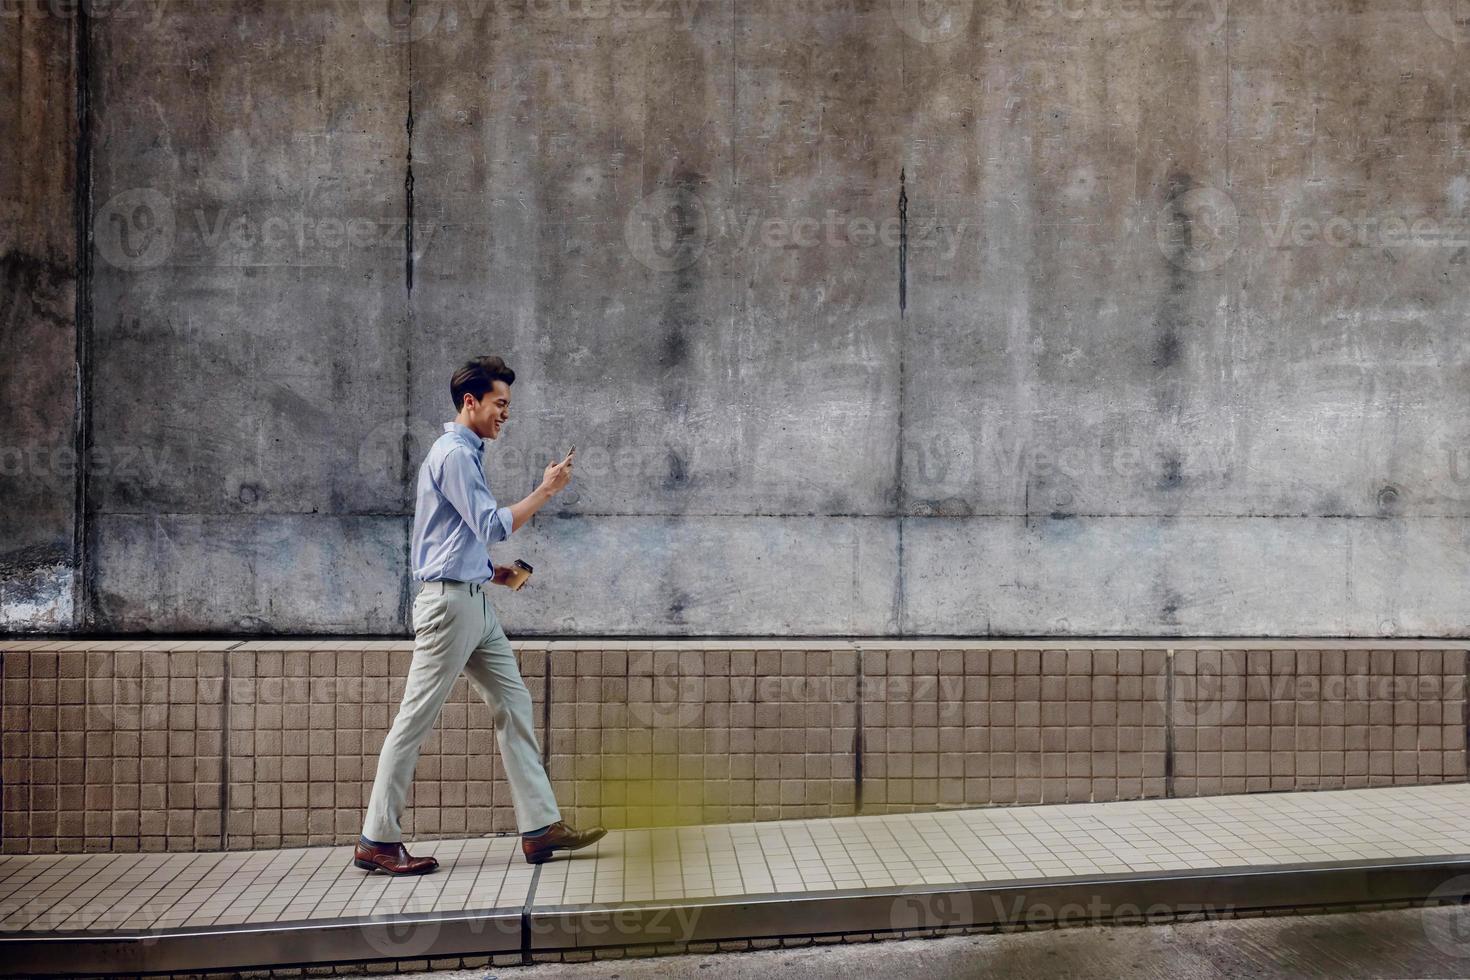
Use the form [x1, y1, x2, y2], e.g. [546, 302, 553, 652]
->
[420, 579, 486, 595]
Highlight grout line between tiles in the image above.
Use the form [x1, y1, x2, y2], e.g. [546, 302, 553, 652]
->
[541, 652, 551, 770]
[219, 639, 247, 851]
[853, 644, 864, 815]
[1462, 649, 1468, 766]
[102, 851, 221, 932]
[9, 854, 132, 931]
[520, 862, 542, 965]
[1164, 648, 1175, 799]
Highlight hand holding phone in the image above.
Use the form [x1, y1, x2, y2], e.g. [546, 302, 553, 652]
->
[505, 559, 534, 592]
[541, 447, 575, 495]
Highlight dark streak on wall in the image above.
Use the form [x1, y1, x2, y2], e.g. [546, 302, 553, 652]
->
[73, 3, 92, 631]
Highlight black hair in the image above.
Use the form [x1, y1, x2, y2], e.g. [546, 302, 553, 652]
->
[450, 356, 515, 409]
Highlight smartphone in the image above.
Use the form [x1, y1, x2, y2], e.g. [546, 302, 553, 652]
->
[508, 559, 534, 592]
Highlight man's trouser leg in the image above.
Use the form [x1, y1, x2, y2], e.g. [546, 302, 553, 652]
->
[463, 596, 561, 833]
[362, 583, 479, 844]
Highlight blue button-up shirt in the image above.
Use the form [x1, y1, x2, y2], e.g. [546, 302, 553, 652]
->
[410, 423, 516, 584]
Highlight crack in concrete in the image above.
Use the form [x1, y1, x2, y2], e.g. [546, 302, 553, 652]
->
[73, 3, 94, 632]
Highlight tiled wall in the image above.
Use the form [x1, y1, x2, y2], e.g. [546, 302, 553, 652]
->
[2, 643, 229, 853]
[860, 647, 1169, 811]
[2, 640, 1466, 854]
[224, 645, 539, 849]
[550, 647, 856, 830]
[1172, 648, 1468, 795]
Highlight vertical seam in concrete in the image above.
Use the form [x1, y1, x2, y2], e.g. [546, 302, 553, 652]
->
[404, 33, 416, 296]
[1223, 3, 1231, 184]
[729, 0, 737, 190]
[893, 169, 908, 636]
[1164, 648, 1175, 798]
[898, 168, 908, 317]
[397, 12, 416, 631]
[73, 4, 94, 630]
[219, 640, 246, 850]
[853, 645, 864, 814]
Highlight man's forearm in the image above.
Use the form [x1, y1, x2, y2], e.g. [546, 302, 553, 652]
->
[508, 486, 554, 533]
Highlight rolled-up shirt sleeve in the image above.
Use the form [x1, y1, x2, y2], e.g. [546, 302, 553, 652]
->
[437, 446, 515, 547]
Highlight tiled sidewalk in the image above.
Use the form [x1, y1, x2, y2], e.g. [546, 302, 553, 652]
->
[3, 783, 1470, 937]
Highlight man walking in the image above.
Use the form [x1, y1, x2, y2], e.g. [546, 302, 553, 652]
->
[355, 356, 605, 874]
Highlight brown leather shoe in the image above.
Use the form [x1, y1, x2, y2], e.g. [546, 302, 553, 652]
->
[522, 821, 607, 865]
[353, 839, 439, 876]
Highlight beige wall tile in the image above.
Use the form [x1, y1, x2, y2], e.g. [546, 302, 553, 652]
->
[3, 641, 1466, 852]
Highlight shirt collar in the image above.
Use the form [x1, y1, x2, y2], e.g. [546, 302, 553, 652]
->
[444, 422, 484, 452]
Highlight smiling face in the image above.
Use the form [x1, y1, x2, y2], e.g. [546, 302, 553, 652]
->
[460, 380, 512, 441]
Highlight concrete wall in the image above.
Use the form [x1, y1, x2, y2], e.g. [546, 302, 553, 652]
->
[0, 7, 77, 630]
[3, 0, 1468, 636]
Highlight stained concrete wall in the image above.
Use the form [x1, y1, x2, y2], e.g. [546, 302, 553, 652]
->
[2, 0, 1467, 636]
[0, 7, 76, 630]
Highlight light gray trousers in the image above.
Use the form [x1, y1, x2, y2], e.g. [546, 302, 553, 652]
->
[362, 581, 561, 841]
